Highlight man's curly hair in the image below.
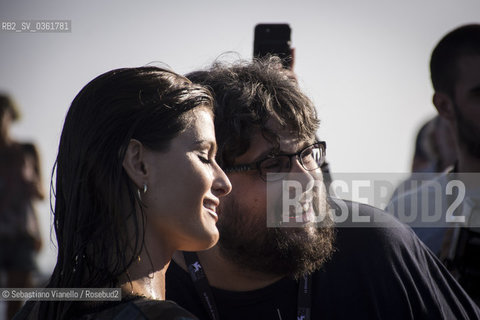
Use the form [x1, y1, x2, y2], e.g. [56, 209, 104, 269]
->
[186, 57, 320, 167]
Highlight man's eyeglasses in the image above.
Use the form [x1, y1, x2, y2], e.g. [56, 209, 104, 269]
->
[223, 141, 326, 182]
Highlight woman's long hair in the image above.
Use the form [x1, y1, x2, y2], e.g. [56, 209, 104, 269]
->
[41, 67, 213, 319]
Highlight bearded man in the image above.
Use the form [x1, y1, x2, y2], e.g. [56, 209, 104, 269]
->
[166, 58, 479, 319]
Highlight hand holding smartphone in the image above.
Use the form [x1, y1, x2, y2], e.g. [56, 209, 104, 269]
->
[253, 23, 293, 69]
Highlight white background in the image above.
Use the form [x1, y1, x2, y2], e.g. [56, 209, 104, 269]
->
[1, 0, 479, 276]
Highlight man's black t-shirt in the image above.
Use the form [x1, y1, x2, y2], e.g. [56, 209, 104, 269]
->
[166, 202, 480, 319]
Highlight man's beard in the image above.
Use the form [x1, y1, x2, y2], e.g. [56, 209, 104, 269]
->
[216, 188, 335, 279]
[455, 103, 480, 158]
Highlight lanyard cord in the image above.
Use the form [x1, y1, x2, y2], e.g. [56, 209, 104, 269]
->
[184, 251, 221, 320]
[297, 273, 312, 320]
[183, 251, 312, 320]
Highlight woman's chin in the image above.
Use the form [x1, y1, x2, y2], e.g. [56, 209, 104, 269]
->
[182, 229, 219, 252]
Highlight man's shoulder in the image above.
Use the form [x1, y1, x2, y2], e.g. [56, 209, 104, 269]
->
[331, 198, 416, 240]
[334, 198, 408, 224]
[386, 169, 452, 214]
[315, 200, 480, 319]
[327, 199, 422, 265]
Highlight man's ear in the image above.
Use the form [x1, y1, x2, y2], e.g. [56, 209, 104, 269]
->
[122, 139, 147, 188]
[433, 92, 456, 121]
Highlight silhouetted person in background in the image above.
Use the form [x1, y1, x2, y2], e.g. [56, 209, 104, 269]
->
[388, 115, 457, 201]
[411, 115, 456, 173]
[388, 24, 480, 304]
[0, 94, 45, 319]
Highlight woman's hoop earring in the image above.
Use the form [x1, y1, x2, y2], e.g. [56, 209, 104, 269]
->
[137, 183, 148, 201]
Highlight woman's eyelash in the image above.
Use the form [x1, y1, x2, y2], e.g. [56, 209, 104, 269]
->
[199, 155, 211, 164]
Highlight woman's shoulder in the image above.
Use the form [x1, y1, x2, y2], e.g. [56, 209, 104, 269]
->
[80, 298, 199, 320]
[14, 299, 199, 320]
[134, 299, 199, 319]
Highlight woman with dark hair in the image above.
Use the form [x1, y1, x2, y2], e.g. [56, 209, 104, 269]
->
[15, 66, 231, 319]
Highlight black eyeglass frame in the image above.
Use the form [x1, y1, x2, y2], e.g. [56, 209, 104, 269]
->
[223, 141, 326, 181]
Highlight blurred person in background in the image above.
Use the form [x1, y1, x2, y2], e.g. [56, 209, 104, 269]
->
[389, 115, 457, 201]
[411, 115, 456, 174]
[388, 24, 480, 304]
[0, 94, 44, 320]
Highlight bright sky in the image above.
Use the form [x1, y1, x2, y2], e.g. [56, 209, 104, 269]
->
[1, 0, 479, 274]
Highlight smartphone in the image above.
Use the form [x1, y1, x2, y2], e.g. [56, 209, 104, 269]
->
[253, 24, 292, 69]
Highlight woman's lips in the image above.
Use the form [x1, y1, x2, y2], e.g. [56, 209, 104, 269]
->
[203, 200, 218, 220]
